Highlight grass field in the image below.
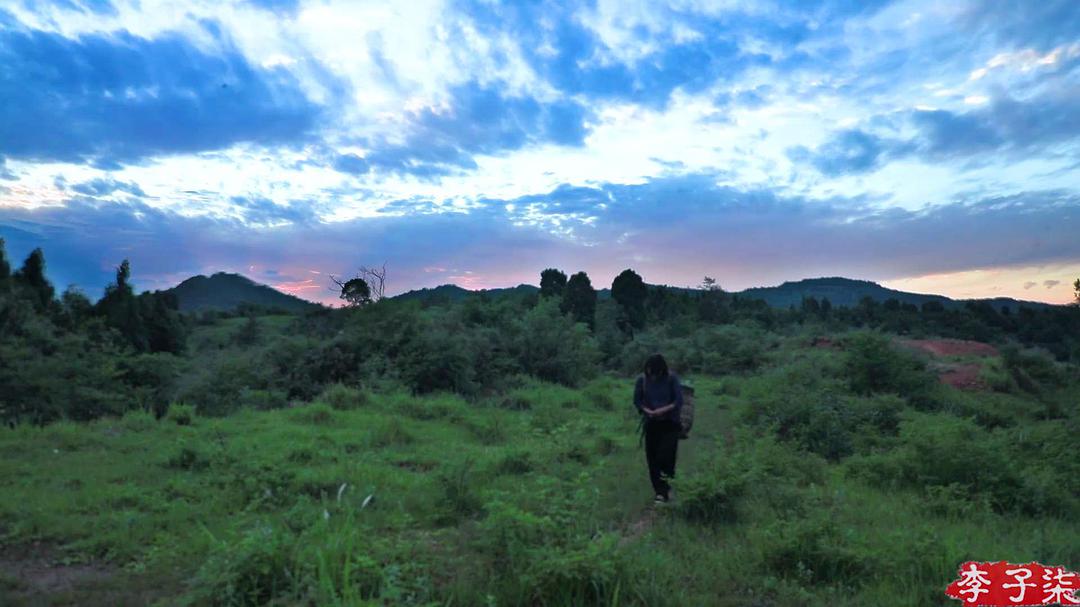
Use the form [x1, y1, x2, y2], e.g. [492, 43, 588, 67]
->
[2, 326, 1077, 606]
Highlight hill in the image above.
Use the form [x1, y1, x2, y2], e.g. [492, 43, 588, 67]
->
[735, 277, 1054, 311]
[392, 283, 539, 303]
[164, 272, 320, 313]
[393, 276, 1056, 311]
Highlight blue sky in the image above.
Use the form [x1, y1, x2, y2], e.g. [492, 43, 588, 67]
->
[1, 0, 1078, 304]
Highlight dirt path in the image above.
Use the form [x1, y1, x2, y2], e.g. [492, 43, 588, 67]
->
[618, 390, 736, 545]
[0, 542, 171, 607]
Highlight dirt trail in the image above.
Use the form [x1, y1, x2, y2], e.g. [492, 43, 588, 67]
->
[619, 392, 736, 545]
[0, 542, 169, 607]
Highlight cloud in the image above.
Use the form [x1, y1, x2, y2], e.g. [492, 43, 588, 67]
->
[1024, 281, 1037, 289]
[1044, 279, 1060, 289]
[959, 0, 1080, 52]
[787, 129, 908, 176]
[228, 195, 319, 225]
[457, 1, 816, 109]
[910, 89, 1080, 159]
[70, 177, 145, 197]
[4, 173, 1078, 303]
[333, 82, 592, 179]
[0, 19, 324, 167]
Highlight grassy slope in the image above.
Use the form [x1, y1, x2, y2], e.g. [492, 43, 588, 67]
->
[1, 327, 1077, 606]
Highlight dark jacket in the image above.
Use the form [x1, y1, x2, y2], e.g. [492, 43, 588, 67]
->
[633, 373, 683, 425]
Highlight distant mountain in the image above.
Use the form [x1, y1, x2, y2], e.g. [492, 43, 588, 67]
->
[734, 277, 1054, 311]
[392, 276, 1056, 311]
[165, 272, 321, 313]
[393, 283, 539, 303]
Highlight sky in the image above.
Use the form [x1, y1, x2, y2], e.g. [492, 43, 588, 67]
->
[0, 0, 1078, 306]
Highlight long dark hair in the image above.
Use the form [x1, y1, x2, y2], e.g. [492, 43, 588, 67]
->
[643, 353, 669, 380]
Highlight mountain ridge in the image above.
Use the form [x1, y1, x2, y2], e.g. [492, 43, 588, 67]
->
[391, 276, 1059, 311]
[164, 272, 321, 312]
[161, 273, 1062, 312]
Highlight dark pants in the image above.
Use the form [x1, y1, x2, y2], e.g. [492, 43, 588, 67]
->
[644, 419, 680, 498]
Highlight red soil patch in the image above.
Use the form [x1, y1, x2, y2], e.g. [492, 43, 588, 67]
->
[901, 339, 999, 357]
[811, 336, 841, 349]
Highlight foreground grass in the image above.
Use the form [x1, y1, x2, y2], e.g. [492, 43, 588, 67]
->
[1, 345, 1078, 606]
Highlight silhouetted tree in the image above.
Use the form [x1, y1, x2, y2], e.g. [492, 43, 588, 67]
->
[233, 313, 261, 346]
[540, 268, 567, 298]
[337, 277, 372, 307]
[1074, 278, 1079, 305]
[611, 268, 647, 331]
[561, 271, 596, 328]
[140, 290, 185, 353]
[97, 259, 148, 352]
[700, 276, 721, 291]
[59, 286, 93, 329]
[921, 300, 945, 314]
[331, 264, 386, 306]
[13, 248, 54, 311]
[820, 297, 832, 317]
[0, 238, 10, 284]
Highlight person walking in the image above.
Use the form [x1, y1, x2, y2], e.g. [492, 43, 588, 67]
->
[633, 353, 683, 504]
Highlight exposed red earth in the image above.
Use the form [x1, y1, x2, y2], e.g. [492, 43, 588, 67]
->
[898, 338, 1000, 391]
[900, 338, 999, 358]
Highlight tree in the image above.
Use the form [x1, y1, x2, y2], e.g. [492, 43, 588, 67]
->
[233, 313, 261, 346]
[700, 276, 722, 291]
[337, 277, 372, 307]
[1074, 278, 1079, 305]
[539, 268, 567, 298]
[97, 259, 149, 352]
[331, 263, 387, 307]
[13, 248, 54, 311]
[611, 268, 647, 331]
[0, 238, 10, 284]
[560, 271, 596, 329]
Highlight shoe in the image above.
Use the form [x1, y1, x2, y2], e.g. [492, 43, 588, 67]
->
[653, 494, 668, 505]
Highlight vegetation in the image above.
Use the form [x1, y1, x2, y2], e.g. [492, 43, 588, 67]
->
[1, 243, 1079, 605]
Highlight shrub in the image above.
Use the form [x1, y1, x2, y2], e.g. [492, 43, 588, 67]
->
[755, 513, 870, 586]
[436, 459, 483, 521]
[581, 377, 618, 411]
[292, 402, 335, 425]
[237, 388, 289, 411]
[195, 521, 299, 604]
[166, 402, 196, 426]
[846, 412, 1025, 513]
[166, 444, 209, 471]
[318, 383, 368, 410]
[495, 449, 534, 475]
[843, 332, 937, 404]
[368, 418, 414, 447]
[512, 298, 601, 386]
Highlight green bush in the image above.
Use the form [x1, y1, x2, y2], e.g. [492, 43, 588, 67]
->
[166, 402, 196, 426]
[843, 332, 936, 401]
[846, 412, 1025, 513]
[368, 418, 414, 447]
[512, 298, 600, 386]
[755, 512, 870, 586]
[318, 383, 368, 410]
[291, 402, 335, 425]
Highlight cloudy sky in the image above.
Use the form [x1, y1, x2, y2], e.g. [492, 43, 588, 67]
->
[1, 0, 1078, 305]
